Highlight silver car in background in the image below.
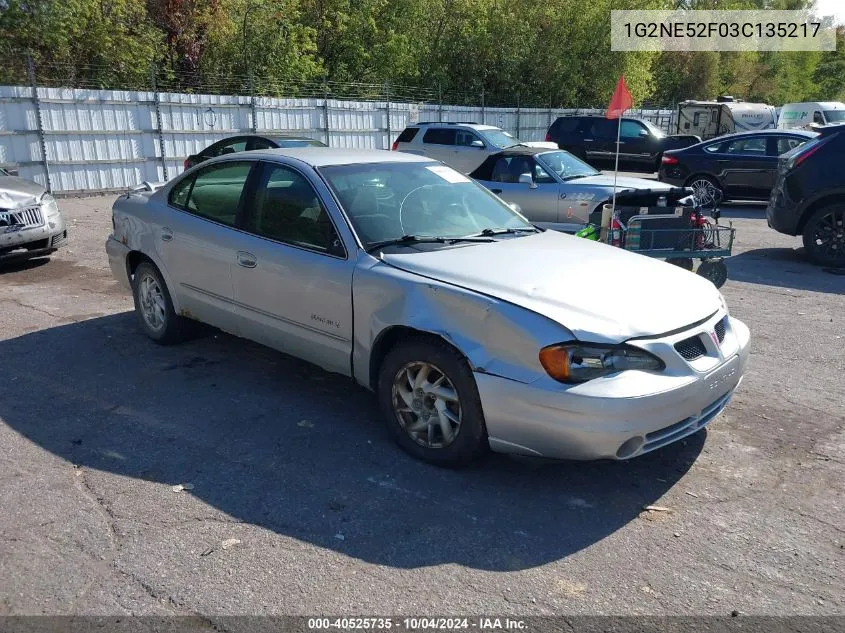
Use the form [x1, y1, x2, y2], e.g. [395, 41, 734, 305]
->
[105, 148, 749, 466]
[1, 169, 68, 263]
[470, 148, 691, 232]
[392, 122, 557, 174]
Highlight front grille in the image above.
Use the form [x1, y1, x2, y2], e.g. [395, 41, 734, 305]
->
[0, 206, 44, 229]
[675, 335, 707, 361]
[714, 317, 726, 343]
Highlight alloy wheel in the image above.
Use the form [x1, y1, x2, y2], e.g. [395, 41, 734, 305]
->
[391, 361, 462, 449]
[690, 178, 721, 207]
[811, 208, 845, 263]
[138, 273, 167, 332]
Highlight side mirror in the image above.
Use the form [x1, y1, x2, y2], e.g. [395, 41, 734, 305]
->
[518, 173, 537, 189]
[470, 139, 485, 148]
[639, 129, 650, 138]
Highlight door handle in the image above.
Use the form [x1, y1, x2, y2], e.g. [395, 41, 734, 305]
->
[161, 227, 173, 242]
[583, 138, 594, 141]
[491, 188, 503, 194]
[236, 251, 257, 268]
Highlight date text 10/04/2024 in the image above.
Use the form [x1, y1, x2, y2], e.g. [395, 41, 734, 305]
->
[307, 617, 528, 630]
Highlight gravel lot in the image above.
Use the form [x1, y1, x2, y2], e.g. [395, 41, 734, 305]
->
[0, 188, 843, 617]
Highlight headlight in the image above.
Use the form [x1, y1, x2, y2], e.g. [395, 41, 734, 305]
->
[40, 193, 60, 218]
[539, 343, 664, 384]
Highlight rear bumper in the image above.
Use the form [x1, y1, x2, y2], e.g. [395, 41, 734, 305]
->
[477, 315, 751, 461]
[105, 235, 133, 290]
[766, 183, 802, 235]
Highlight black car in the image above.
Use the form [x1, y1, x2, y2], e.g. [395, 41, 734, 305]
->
[544, 115, 700, 171]
[184, 134, 327, 169]
[658, 130, 817, 205]
[767, 123, 845, 267]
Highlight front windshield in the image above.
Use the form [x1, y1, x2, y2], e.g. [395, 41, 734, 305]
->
[823, 110, 845, 123]
[319, 162, 533, 248]
[480, 129, 519, 149]
[536, 151, 599, 179]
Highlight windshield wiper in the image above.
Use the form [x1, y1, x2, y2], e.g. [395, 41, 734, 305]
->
[476, 226, 540, 236]
[365, 234, 493, 254]
[560, 174, 592, 181]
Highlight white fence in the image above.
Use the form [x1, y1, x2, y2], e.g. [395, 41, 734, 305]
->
[0, 85, 676, 194]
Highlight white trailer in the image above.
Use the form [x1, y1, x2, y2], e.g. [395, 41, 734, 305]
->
[676, 99, 777, 140]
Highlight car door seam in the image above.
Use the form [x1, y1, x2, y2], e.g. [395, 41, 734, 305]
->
[182, 283, 351, 342]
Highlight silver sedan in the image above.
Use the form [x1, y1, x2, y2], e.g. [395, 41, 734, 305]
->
[106, 148, 749, 466]
[470, 148, 689, 232]
[1, 169, 68, 263]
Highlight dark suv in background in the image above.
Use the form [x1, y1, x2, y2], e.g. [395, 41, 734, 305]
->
[767, 123, 845, 267]
[545, 115, 701, 171]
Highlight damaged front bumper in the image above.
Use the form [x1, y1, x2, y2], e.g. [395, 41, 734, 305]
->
[0, 205, 68, 262]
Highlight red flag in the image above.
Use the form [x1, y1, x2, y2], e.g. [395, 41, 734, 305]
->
[606, 75, 633, 119]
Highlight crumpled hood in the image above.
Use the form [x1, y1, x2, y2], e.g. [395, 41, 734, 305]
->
[0, 176, 46, 209]
[381, 231, 722, 343]
[571, 174, 675, 192]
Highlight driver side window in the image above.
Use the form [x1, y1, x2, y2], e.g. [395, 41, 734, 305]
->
[455, 130, 482, 147]
[534, 160, 555, 184]
[620, 120, 646, 139]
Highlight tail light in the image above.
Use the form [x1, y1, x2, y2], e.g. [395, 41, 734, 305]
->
[544, 132, 552, 142]
[184, 158, 191, 170]
[661, 154, 679, 165]
[391, 140, 399, 151]
[793, 141, 825, 168]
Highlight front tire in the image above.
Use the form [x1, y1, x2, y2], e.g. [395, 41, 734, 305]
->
[131, 261, 186, 345]
[377, 337, 488, 466]
[802, 204, 845, 268]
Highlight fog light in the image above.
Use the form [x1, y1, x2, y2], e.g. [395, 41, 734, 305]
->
[49, 221, 56, 229]
[616, 436, 644, 459]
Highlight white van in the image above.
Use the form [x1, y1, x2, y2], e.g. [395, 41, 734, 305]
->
[777, 102, 845, 130]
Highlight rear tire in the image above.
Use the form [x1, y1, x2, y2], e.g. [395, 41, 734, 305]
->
[802, 204, 845, 268]
[377, 336, 488, 467]
[131, 261, 186, 345]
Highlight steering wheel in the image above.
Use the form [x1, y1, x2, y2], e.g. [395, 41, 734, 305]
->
[398, 185, 479, 235]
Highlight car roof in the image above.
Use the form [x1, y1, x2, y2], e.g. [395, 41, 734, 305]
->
[242, 147, 437, 167]
[704, 129, 818, 141]
[410, 122, 502, 131]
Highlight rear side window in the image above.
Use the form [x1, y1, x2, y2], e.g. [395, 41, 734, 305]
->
[551, 117, 581, 134]
[589, 119, 617, 138]
[423, 128, 457, 145]
[210, 138, 249, 156]
[169, 161, 253, 227]
[775, 136, 807, 155]
[396, 127, 419, 143]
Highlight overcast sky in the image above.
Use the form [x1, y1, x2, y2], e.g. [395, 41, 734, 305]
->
[813, 0, 845, 25]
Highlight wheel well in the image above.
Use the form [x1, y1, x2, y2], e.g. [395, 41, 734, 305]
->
[368, 326, 465, 390]
[125, 250, 153, 279]
[796, 193, 845, 234]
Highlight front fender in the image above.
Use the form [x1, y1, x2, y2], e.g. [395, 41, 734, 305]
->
[351, 253, 573, 389]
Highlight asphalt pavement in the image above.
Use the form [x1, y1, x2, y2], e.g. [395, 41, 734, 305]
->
[0, 184, 843, 617]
